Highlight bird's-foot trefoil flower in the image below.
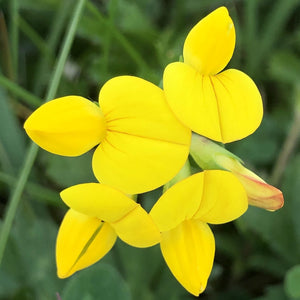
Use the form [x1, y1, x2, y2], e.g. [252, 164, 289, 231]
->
[150, 170, 248, 296]
[56, 183, 160, 278]
[24, 76, 191, 194]
[163, 7, 263, 143]
[190, 134, 284, 211]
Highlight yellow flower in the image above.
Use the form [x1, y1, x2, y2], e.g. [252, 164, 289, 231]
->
[24, 76, 191, 194]
[150, 170, 248, 296]
[56, 183, 160, 278]
[163, 7, 263, 143]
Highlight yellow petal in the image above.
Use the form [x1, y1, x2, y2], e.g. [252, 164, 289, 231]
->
[111, 205, 161, 248]
[193, 170, 248, 224]
[60, 183, 137, 223]
[93, 75, 191, 194]
[60, 183, 161, 247]
[211, 69, 263, 143]
[164, 62, 222, 141]
[150, 172, 205, 232]
[24, 96, 106, 156]
[56, 209, 117, 278]
[160, 220, 215, 296]
[183, 7, 235, 75]
[163, 63, 263, 143]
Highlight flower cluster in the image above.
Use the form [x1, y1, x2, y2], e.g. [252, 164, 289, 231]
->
[24, 7, 283, 296]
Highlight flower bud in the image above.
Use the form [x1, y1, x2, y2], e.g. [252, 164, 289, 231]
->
[190, 134, 284, 211]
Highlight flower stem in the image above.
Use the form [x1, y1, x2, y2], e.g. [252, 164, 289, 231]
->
[0, 171, 63, 207]
[0, 12, 14, 81]
[0, 0, 87, 265]
[9, 0, 18, 79]
[33, 0, 74, 96]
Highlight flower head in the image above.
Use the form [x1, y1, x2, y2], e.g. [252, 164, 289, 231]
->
[56, 183, 160, 278]
[150, 170, 248, 296]
[163, 7, 263, 143]
[24, 76, 191, 194]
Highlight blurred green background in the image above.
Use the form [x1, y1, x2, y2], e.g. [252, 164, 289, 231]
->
[0, 0, 300, 299]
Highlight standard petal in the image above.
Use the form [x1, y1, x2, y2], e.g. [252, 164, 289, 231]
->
[211, 69, 263, 143]
[93, 76, 191, 194]
[150, 172, 205, 232]
[24, 96, 106, 156]
[111, 205, 161, 248]
[60, 183, 137, 223]
[193, 170, 248, 224]
[183, 7, 235, 75]
[163, 64, 263, 143]
[164, 62, 222, 141]
[161, 220, 215, 296]
[56, 209, 117, 278]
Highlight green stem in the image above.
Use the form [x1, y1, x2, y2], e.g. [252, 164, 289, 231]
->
[0, 0, 87, 265]
[0, 74, 41, 108]
[0, 12, 14, 80]
[0, 171, 63, 207]
[34, 0, 74, 96]
[9, 0, 18, 78]
[45, 0, 86, 101]
[0, 143, 39, 263]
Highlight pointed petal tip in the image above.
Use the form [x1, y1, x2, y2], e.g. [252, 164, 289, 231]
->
[183, 6, 235, 75]
[214, 6, 229, 15]
[56, 210, 117, 280]
[188, 281, 207, 297]
[160, 221, 214, 296]
[57, 269, 72, 279]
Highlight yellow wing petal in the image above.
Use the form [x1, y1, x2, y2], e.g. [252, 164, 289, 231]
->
[60, 183, 137, 223]
[193, 170, 248, 224]
[111, 205, 161, 248]
[93, 75, 191, 194]
[24, 96, 106, 156]
[56, 209, 117, 278]
[163, 64, 263, 143]
[150, 172, 205, 232]
[183, 6, 235, 75]
[161, 220, 215, 296]
[60, 183, 160, 248]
